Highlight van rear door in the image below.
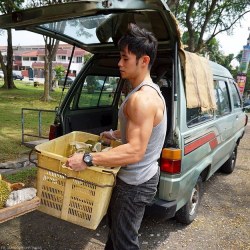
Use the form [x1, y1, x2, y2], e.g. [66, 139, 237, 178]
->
[0, 1, 181, 53]
[0, 0, 181, 136]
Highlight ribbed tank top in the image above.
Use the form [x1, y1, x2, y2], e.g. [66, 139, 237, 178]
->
[118, 81, 167, 185]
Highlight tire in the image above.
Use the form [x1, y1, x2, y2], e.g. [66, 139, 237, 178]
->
[175, 176, 203, 225]
[220, 146, 237, 174]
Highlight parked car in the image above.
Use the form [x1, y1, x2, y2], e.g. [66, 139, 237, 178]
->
[96, 80, 111, 91]
[243, 98, 250, 111]
[58, 76, 74, 86]
[0, 1, 247, 226]
[13, 71, 24, 80]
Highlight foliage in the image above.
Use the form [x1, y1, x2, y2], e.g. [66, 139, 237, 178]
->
[245, 70, 250, 91]
[173, 0, 250, 53]
[0, 0, 24, 14]
[2, 167, 37, 187]
[26, 0, 77, 7]
[86, 75, 97, 94]
[84, 53, 93, 64]
[25, 1, 68, 101]
[54, 65, 65, 80]
[241, 67, 250, 93]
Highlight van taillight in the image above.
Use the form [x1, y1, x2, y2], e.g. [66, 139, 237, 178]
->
[49, 124, 57, 140]
[160, 148, 182, 174]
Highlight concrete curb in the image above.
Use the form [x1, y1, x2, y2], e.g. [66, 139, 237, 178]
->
[0, 155, 37, 175]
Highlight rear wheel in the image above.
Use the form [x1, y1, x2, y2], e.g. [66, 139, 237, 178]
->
[220, 146, 237, 174]
[175, 176, 203, 224]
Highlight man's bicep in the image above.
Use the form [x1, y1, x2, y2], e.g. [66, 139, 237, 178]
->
[126, 98, 154, 150]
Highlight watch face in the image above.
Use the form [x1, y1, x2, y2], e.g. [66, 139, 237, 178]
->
[84, 154, 92, 163]
[83, 153, 93, 166]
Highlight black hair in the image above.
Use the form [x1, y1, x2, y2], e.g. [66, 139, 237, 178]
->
[118, 23, 158, 69]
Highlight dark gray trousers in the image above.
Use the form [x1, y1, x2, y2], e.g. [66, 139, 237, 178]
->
[105, 170, 159, 250]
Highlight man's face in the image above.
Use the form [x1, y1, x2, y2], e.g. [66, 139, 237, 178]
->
[118, 46, 141, 80]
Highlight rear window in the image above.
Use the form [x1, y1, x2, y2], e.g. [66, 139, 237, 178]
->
[70, 75, 119, 109]
[39, 11, 169, 45]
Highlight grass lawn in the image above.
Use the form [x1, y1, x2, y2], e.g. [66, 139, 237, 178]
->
[0, 80, 68, 162]
[2, 167, 37, 187]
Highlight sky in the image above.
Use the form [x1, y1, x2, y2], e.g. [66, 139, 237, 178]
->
[0, 11, 249, 57]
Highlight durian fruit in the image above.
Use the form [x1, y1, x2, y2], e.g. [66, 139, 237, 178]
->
[67, 141, 93, 156]
[92, 142, 102, 152]
[0, 179, 11, 209]
[0, 174, 25, 208]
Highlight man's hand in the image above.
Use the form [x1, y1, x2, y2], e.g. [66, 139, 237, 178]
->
[66, 153, 87, 171]
[100, 129, 121, 145]
[100, 129, 118, 140]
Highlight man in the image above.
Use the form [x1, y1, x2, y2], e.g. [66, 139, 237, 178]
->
[67, 23, 167, 249]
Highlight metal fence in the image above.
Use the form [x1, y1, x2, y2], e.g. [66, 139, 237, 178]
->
[21, 108, 56, 147]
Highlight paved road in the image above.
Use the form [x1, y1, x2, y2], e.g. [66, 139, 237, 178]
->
[0, 121, 249, 250]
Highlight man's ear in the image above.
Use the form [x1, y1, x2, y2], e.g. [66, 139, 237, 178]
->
[142, 55, 150, 66]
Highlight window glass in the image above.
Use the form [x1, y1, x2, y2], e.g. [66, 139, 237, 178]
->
[75, 75, 119, 109]
[214, 80, 231, 117]
[39, 11, 169, 45]
[229, 81, 241, 108]
[76, 57, 82, 63]
[186, 107, 213, 126]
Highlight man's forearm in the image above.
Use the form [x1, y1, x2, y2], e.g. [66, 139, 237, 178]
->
[92, 142, 144, 167]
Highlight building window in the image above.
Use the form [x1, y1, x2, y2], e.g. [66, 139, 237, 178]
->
[23, 57, 29, 61]
[30, 57, 37, 61]
[76, 57, 82, 63]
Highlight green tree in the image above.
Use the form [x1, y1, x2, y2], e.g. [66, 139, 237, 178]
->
[245, 69, 250, 93]
[84, 53, 93, 64]
[172, 0, 250, 53]
[26, 0, 69, 101]
[54, 65, 65, 81]
[0, 0, 24, 89]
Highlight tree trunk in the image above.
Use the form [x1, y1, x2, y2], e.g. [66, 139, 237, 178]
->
[1, 29, 16, 89]
[49, 56, 53, 91]
[40, 35, 60, 100]
[0, 51, 7, 86]
[40, 42, 53, 101]
[49, 39, 60, 90]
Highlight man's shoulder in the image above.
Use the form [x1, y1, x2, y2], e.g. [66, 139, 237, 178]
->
[128, 89, 150, 102]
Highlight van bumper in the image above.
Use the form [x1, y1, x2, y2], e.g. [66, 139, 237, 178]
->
[145, 199, 177, 219]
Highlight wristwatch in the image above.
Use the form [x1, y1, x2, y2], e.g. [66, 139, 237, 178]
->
[82, 153, 94, 166]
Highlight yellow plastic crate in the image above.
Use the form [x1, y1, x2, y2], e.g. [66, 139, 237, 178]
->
[35, 131, 120, 230]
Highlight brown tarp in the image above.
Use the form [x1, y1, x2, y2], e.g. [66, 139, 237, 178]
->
[180, 50, 217, 111]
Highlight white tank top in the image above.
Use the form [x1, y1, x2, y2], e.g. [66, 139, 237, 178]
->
[118, 81, 167, 185]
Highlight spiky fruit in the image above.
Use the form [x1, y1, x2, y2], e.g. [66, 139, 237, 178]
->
[0, 179, 11, 208]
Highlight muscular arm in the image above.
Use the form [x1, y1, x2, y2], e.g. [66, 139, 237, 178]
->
[94, 91, 155, 166]
[67, 91, 156, 170]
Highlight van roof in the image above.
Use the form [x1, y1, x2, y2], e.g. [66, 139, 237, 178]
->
[209, 60, 233, 79]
